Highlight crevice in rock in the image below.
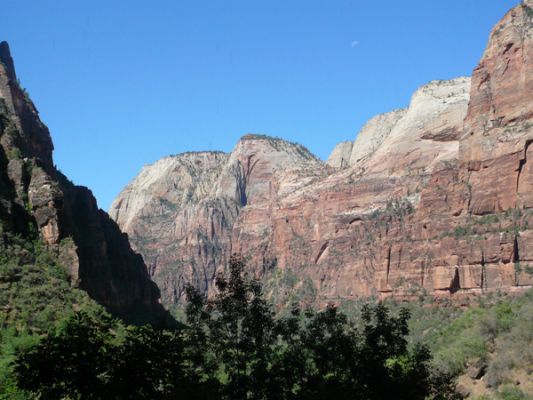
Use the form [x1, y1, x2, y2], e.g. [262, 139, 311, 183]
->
[450, 267, 460, 294]
[481, 252, 487, 291]
[513, 235, 520, 262]
[421, 255, 429, 288]
[237, 164, 247, 206]
[397, 247, 402, 271]
[314, 241, 329, 264]
[239, 154, 261, 206]
[500, 59, 511, 77]
[516, 139, 533, 193]
[502, 42, 514, 55]
[386, 246, 392, 284]
[245, 154, 259, 181]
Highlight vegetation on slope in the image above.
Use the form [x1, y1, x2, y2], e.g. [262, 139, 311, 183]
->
[335, 292, 533, 399]
[0, 223, 120, 399]
[1, 220, 531, 400]
[8, 255, 457, 400]
[408, 292, 533, 399]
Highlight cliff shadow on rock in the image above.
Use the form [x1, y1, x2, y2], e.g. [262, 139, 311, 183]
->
[0, 41, 174, 327]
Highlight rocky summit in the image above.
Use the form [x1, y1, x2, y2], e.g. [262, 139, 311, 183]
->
[111, 1, 533, 308]
[0, 42, 168, 323]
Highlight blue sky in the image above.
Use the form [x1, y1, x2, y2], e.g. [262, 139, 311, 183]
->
[0, 0, 519, 210]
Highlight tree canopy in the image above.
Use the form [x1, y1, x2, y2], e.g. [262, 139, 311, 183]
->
[12, 254, 458, 400]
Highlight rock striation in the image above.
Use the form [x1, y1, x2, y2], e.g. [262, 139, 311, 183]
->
[347, 109, 406, 167]
[353, 77, 470, 176]
[327, 141, 353, 168]
[112, 1, 533, 308]
[0, 42, 168, 324]
[110, 135, 326, 304]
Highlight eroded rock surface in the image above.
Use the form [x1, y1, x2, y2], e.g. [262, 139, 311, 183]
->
[110, 135, 326, 304]
[112, 2, 533, 308]
[327, 141, 353, 168]
[0, 42, 168, 324]
[351, 77, 470, 176]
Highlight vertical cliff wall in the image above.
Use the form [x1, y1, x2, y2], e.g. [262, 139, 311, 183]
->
[111, 1, 533, 308]
[0, 42, 168, 323]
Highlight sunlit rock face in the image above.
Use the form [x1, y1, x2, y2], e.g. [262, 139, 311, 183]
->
[460, 0, 533, 215]
[327, 141, 353, 169]
[110, 135, 326, 304]
[351, 77, 470, 176]
[0, 42, 167, 323]
[112, 1, 533, 307]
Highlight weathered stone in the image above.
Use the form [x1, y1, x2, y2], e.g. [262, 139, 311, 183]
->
[0, 42, 168, 324]
[110, 135, 326, 304]
[110, 2, 533, 308]
[327, 141, 353, 169]
[458, 265, 483, 290]
[348, 109, 406, 166]
[466, 359, 487, 380]
[456, 383, 471, 399]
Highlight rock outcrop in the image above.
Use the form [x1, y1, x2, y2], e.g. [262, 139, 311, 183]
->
[112, 1, 533, 308]
[461, 0, 533, 215]
[110, 135, 326, 304]
[327, 141, 353, 168]
[348, 109, 406, 167]
[0, 42, 168, 324]
[352, 77, 470, 176]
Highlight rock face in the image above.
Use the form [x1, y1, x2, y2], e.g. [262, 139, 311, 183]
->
[348, 109, 406, 167]
[461, 0, 533, 215]
[327, 141, 353, 168]
[0, 42, 168, 323]
[112, 1, 533, 307]
[353, 78, 470, 176]
[110, 135, 326, 304]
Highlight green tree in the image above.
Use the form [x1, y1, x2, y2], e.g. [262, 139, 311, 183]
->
[13, 311, 115, 399]
[193, 254, 277, 399]
[12, 253, 459, 400]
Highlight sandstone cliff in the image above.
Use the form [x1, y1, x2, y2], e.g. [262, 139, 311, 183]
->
[327, 141, 353, 168]
[0, 42, 168, 324]
[110, 135, 326, 304]
[112, 1, 533, 308]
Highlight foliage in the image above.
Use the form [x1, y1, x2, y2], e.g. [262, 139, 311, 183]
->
[3, 225, 531, 399]
[14, 313, 205, 400]
[387, 291, 533, 394]
[262, 267, 317, 309]
[10, 254, 457, 399]
[0, 226, 114, 399]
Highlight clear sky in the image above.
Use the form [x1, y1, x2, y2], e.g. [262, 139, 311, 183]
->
[0, 0, 520, 210]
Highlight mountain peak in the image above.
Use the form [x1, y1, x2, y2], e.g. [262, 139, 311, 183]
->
[0, 41, 16, 82]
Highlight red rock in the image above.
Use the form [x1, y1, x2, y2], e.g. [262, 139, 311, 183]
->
[111, 2, 533, 308]
[0, 41, 168, 323]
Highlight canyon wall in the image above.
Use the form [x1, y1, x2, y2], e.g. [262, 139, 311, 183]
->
[111, 1, 533, 307]
[0, 42, 168, 323]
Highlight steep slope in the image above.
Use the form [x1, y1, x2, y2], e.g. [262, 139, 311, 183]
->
[354, 77, 470, 176]
[347, 109, 406, 167]
[461, 0, 533, 215]
[336, 76, 470, 175]
[113, 78, 472, 307]
[112, 1, 533, 308]
[0, 42, 168, 324]
[110, 151, 235, 304]
[110, 135, 326, 304]
[327, 141, 352, 168]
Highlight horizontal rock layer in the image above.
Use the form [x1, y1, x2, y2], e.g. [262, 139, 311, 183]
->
[111, 1, 533, 308]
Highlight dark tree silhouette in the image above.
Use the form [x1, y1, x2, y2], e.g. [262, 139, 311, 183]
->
[13, 312, 114, 399]
[13, 254, 459, 400]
